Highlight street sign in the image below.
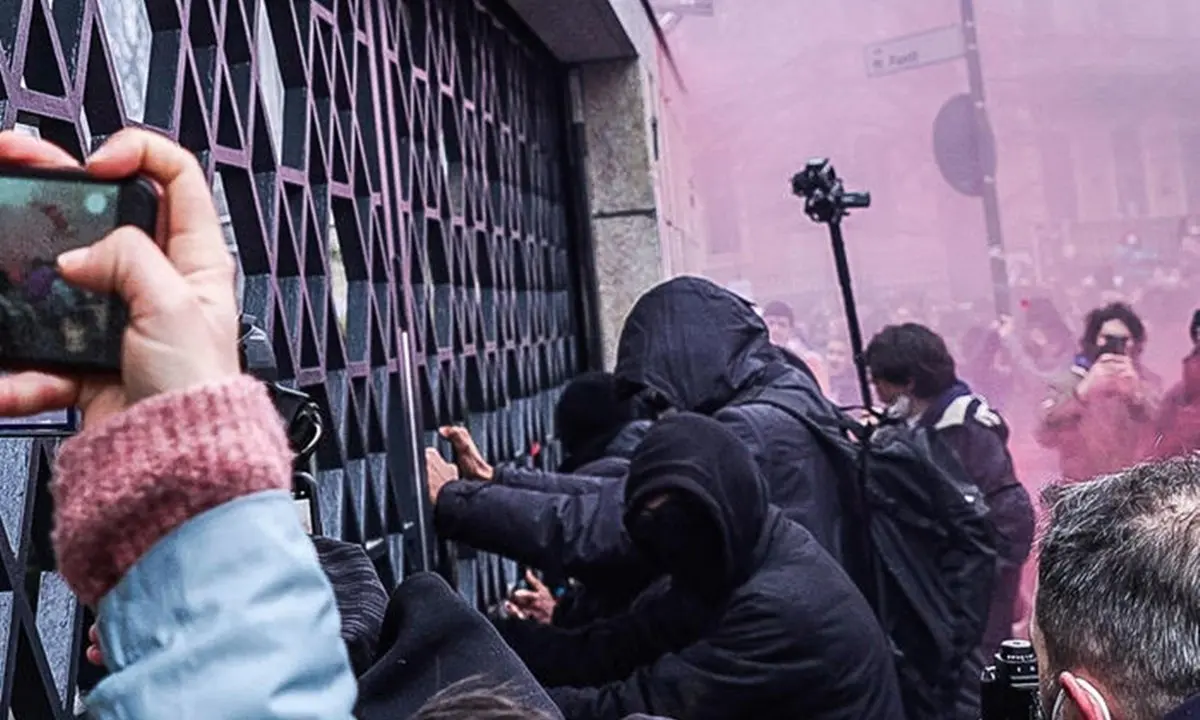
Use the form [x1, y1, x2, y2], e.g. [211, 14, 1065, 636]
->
[865, 25, 965, 78]
[933, 93, 996, 197]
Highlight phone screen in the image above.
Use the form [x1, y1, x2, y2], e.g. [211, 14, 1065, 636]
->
[0, 174, 126, 371]
[1099, 335, 1129, 356]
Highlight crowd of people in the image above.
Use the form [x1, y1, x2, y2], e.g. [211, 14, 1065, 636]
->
[4, 127, 1199, 720]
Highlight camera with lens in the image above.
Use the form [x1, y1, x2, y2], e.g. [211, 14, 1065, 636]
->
[790, 158, 872, 224]
[980, 639, 1041, 720]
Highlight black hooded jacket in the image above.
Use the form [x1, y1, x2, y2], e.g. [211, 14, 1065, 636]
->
[356, 573, 562, 720]
[504, 414, 902, 720]
[613, 276, 846, 558]
[433, 421, 652, 591]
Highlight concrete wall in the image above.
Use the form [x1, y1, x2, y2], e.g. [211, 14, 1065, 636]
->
[504, 0, 705, 366]
[576, 10, 705, 366]
[652, 49, 707, 280]
[578, 59, 666, 368]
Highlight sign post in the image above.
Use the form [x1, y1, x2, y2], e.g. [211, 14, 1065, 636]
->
[960, 0, 1011, 315]
[865, 0, 1011, 316]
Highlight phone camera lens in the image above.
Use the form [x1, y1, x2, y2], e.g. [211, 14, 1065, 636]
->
[85, 192, 109, 215]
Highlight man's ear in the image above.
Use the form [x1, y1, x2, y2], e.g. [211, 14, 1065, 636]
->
[1060, 672, 1111, 720]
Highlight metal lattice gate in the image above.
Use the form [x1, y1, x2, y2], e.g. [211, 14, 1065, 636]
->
[0, 0, 588, 715]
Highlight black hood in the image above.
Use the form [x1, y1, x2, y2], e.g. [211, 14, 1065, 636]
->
[623, 413, 769, 588]
[558, 420, 651, 474]
[614, 277, 777, 414]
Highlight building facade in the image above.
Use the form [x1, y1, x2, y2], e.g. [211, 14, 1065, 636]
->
[0, 0, 695, 715]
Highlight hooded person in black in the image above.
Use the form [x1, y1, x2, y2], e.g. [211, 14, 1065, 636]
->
[428, 372, 654, 626]
[432, 278, 844, 592]
[613, 276, 845, 558]
[500, 413, 902, 720]
[554, 371, 650, 477]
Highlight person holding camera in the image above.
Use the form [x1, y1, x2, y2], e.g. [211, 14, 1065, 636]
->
[0, 128, 357, 718]
[1035, 302, 1161, 482]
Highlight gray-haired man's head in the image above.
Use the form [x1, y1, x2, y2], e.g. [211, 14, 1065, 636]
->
[1033, 457, 1200, 719]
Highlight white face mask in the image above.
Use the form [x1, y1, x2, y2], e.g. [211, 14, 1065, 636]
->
[885, 394, 914, 421]
[1050, 676, 1112, 720]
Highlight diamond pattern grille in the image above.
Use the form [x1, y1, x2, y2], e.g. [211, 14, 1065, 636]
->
[0, 0, 585, 714]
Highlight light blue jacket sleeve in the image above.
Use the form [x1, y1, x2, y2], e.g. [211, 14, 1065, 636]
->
[85, 490, 357, 719]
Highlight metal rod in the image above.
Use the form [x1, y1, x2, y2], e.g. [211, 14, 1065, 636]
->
[828, 219, 874, 409]
[399, 329, 432, 573]
[960, 0, 1012, 316]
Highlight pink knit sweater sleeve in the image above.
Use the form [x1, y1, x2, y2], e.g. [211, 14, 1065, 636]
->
[51, 376, 294, 606]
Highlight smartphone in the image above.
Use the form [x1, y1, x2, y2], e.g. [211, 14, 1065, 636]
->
[1098, 335, 1129, 357]
[0, 401, 79, 435]
[0, 166, 157, 375]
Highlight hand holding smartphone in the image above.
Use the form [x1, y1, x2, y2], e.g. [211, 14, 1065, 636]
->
[0, 165, 156, 435]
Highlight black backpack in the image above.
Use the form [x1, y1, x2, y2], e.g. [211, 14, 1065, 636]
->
[740, 388, 997, 720]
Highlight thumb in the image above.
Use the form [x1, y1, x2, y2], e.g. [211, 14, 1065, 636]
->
[57, 228, 184, 312]
[425, 447, 451, 467]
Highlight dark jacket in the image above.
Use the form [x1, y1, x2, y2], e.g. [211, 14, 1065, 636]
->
[356, 573, 562, 720]
[613, 276, 846, 559]
[435, 470, 630, 588]
[919, 382, 1036, 718]
[550, 421, 653, 625]
[504, 413, 902, 720]
[433, 421, 652, 591]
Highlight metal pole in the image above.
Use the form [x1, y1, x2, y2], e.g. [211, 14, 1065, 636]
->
[828, 219, 874, 410]
[960, 0, 1012, 316]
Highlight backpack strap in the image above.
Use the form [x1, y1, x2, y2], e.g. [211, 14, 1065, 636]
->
[733, 388, 883, 611]
[735, 386, 866, 442]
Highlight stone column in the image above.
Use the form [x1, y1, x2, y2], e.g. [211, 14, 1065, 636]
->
[504, 0, 701, 366]
[576, 59, 664, 368]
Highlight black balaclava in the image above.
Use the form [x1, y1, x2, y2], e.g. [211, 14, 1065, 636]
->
[627, 492, 724, 596]
[623, 413, 770, 599]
